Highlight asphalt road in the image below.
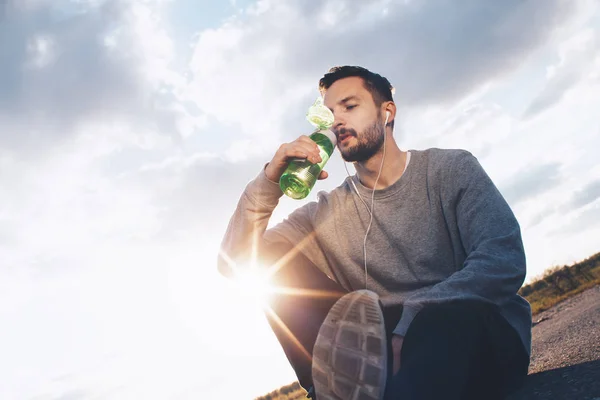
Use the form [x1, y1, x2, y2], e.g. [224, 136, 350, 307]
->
[507, 285, 600, 400]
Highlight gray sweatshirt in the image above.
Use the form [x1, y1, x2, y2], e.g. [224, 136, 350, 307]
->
[218, 148, 532, 356]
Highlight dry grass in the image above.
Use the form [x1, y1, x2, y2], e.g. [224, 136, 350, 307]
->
[519, 251, 600, 315]
[528, 277, 600, 315]
[254, 382, 307, 400]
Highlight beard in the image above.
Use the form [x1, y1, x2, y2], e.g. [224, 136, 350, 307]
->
[337, 117, 386, 162]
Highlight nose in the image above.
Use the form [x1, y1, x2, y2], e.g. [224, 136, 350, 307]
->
[332, 114, 345, 132]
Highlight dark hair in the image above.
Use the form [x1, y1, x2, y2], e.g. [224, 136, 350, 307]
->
[318, 66, 394, 107]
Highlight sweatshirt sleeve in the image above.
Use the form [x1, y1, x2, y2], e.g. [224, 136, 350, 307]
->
[216, 164, 285, 277]
[217, 164, 318, 278]
[393, 151, 527, 337]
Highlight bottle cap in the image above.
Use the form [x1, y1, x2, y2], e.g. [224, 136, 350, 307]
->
[306, 96, 334, 130]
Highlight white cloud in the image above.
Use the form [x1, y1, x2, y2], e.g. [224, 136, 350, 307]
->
[185, 4, 315, 145]
[184, 0, 589, 164]
[523, 27, 600, 118]
[0, 0, 199, 156]
[2, 0, 600, 398]
[26, 34, 57, 68]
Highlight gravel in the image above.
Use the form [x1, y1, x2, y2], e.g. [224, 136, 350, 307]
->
[507, 285, 600, 399]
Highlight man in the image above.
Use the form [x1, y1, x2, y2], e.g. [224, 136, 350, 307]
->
[218, 66, 531, 400]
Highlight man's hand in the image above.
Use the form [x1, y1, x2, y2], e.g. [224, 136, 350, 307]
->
[265, 135, 328, 183]
[391, 334, 404, 375]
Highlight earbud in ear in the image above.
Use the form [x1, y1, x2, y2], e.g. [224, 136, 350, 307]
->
[384, 110, 391, 125]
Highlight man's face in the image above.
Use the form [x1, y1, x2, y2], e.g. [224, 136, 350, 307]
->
[323, 76, 385, 162]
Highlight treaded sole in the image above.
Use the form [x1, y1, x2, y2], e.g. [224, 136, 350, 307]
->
[312, 290, 387, 400]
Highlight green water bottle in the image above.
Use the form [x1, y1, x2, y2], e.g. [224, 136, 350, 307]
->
[279, 97, 337, 200]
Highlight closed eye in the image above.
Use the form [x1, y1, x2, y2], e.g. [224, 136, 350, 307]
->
[346, 105, 357, 110]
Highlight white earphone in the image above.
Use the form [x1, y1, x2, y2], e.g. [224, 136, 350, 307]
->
[343, 109, 391, 289]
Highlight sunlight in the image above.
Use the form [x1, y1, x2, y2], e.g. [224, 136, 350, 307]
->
[216, 241, 350, 394]
[231, 265, 276, 307]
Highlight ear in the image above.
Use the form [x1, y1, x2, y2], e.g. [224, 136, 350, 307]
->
[383, 102, 396, 125]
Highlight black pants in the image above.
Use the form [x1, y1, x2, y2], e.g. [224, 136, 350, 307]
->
[263, 244, 530, 400]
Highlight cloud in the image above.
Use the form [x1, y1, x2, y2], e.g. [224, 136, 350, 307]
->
[0, 2, 134, 141]
[527, 208, 553, 229]
[0, 0, 211, 275]
[500, 162, 563, 206]
[53, 389, 88, 400]
[127, 152, 269, 241]
[0, 0, 196, 156]
[285, 0, 580, 104]
[563, 179, 600, 211]
[1, 0, 600, 398]
[523, 28, 600, 119]
[551, 202, 600, 236]
[516, 177, 600, 230]
[529, 178, 600, 231]
[182, 0, 589, 163]
[426, 102, 513, 159]
[522, 70, 580, 119]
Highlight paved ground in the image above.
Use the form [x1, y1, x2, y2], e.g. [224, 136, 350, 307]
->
[259, 286, 600, 399]
[507, 285, 600, 400]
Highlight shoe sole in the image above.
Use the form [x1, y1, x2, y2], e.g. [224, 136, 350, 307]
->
[312, 290, 387, 400]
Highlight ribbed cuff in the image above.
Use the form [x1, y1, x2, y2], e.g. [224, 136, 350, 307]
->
[393, 304, 422, 337]
[246, 163, 284, 207]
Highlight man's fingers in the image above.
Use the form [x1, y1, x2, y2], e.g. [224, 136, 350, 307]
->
[393, 355, 401, 375]
[266, 134, 323, 182]
[281, 142, 321, 164]
[283, 147, 308, 159]
[391, 335, 404, 376]
[318, 170, 328, 180]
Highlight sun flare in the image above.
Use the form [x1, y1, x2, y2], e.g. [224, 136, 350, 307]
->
[231, 267, 276, 306]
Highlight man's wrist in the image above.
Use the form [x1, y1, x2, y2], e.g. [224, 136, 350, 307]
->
[264, 162, 280, 184]
[393, 304, 421, 337]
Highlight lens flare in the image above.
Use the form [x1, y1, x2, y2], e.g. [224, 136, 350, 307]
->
[231, 266, 275, 306]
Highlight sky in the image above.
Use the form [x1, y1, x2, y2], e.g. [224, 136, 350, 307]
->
[1, 0, 600, 398]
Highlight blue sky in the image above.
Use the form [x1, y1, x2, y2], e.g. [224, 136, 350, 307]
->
[1, 0, 600, 399]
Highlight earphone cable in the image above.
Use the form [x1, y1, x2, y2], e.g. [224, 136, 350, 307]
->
[344, 162, 372, 215]
[363, 118, 387, 290]
[341, 113, 389, 290]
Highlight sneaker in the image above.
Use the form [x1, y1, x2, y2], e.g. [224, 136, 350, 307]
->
[311, 290, 388, 400]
